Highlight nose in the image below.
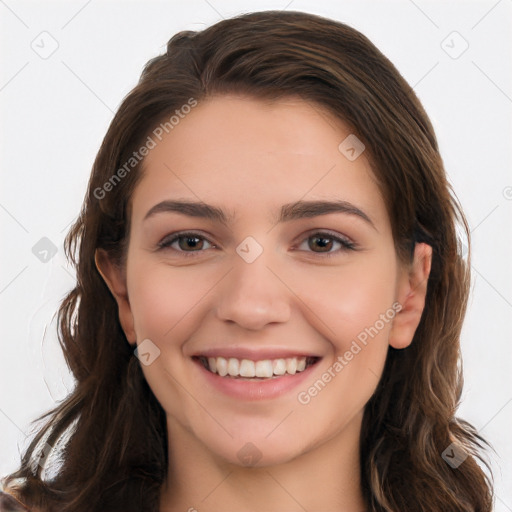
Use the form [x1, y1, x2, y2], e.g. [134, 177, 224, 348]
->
[214, 247, 291, 331]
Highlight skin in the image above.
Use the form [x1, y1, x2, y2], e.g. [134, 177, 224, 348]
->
[96, 95, 432, 512]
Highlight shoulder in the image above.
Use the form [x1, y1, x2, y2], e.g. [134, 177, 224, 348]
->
[0, 491, 30, 511]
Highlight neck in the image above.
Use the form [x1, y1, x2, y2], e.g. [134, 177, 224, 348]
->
[159, 412, 367, 512]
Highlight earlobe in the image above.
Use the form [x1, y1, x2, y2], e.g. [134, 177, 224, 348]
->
[94, 249, 137, 344]
[388, 243, 432, 349]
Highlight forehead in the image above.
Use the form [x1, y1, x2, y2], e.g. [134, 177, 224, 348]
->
[131, 95, 387, 229]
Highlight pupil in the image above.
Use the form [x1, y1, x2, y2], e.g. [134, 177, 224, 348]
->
[311, 236, 332, 252]
[180, 236, 201, 251]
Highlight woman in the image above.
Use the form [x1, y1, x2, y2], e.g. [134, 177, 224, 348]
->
[1, 10, 493, 512]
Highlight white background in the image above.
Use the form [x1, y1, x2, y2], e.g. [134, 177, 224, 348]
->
[1, 0, 511, 508]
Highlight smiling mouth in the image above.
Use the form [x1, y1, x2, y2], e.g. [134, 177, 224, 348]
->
[194, 355, 320, 379]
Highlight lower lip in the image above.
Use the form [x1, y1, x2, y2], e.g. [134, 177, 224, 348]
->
[192, 358, 320, 401]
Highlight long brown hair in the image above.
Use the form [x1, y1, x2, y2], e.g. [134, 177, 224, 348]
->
[3, 10, 493, 511]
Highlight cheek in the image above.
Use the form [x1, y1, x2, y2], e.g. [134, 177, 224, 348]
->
[125, 257, 217, 420]
[280, 253, 399, 353]
[290, 256, 398, 430]
[126, 257, 216, 341]
[126, 247, 399, 356]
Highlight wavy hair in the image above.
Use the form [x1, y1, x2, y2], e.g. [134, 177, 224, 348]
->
[3, 10, 493, 511]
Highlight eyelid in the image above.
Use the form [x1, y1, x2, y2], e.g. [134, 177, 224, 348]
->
[157, 231, 216, 253]
[292, 229, 357, 254]
[157, 229, 357, 256]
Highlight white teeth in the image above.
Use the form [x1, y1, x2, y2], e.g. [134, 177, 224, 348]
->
[203, 355, 313, 378]
[273, 359, 287, 375]
[216, 357, 228, 377]
[239, 359, 256, 377]
[227, 358, 239, 376]
[255, 360, 273, 378]
[286, 358, 297, 375]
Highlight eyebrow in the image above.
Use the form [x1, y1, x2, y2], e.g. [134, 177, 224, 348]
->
[143, 199, 377, 230]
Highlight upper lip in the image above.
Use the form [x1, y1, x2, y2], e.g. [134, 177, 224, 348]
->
[192, 347, 321, 360]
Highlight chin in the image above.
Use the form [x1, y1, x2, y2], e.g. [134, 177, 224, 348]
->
[197, 426, 312, 469]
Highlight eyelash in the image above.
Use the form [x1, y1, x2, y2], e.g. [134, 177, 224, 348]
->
[157, 230, 357, 258]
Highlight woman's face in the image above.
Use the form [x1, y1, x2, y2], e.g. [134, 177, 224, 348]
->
[108, 95, 416, 467]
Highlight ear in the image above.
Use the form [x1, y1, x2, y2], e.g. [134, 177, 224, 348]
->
[94, 248, 136, 345]
[389, 243, 432, 349]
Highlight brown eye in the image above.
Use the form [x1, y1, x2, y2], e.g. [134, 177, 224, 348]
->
[296, 231, 356, 256]
[158, 232, 214, 253]
[308, 235, 334, 252]
[177, 235, 205, 251]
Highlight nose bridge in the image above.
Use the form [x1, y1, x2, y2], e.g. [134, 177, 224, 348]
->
[214, 238, 291, 330]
